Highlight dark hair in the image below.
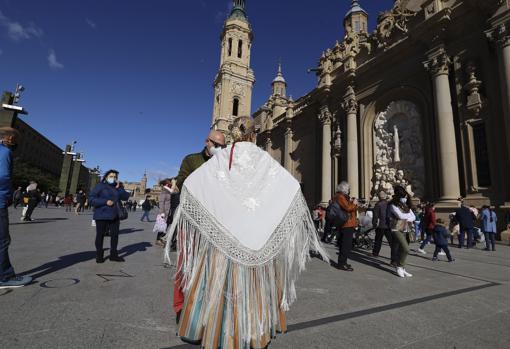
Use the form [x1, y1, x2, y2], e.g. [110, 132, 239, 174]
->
[160, 178, 172, 186]
[390, 185, 411, 209]
[102, 169, 119, 182]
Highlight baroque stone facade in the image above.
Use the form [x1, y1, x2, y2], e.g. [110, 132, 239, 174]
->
[252, 0, 510, 228]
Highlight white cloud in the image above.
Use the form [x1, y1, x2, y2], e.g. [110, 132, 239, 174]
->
[85, 18, 96, 29]
[0, 10, 43, 41]
[48, 49, 64, 69]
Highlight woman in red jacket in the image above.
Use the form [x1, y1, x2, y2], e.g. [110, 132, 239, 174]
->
[335, 181, 358, 271]
[418, 202, 436, 254]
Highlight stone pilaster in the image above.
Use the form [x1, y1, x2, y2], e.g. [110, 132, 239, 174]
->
[59, 145, 74, 195]
[342, 86, 359, 198]
[283, 118, 293, 173]
[318, 105, 333, 205]
[424, 46, 461, 203]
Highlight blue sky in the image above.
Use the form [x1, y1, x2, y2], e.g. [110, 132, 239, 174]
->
[0, 0, 393, 186]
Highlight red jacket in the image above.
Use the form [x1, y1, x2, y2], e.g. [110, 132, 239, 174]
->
[335, 193, 358, 228]
[424, 207, 436, 230]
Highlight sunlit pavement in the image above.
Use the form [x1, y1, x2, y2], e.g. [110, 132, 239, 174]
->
[1, 207, 510, 349]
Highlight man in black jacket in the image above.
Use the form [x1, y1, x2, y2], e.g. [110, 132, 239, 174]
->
[372, 191, 397, 265]
[454, 197, 476, 249]
[140, 196, 152, 222]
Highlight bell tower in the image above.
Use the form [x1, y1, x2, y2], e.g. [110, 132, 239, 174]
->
[344, 0, 368, 34]
[211, 0, 255, 134]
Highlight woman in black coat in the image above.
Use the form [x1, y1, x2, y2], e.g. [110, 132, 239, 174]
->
[89, 169, 130, 263]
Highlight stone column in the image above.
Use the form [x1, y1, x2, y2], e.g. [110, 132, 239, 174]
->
[487, 24, 510, 202]
[265, 131, 272, 153]
[69, 153, 84, 195]
[424, 47, 461, 202]
[283, 105, 294, 172]
[318, 105, 332, 204]
[342, 86, 359, 198]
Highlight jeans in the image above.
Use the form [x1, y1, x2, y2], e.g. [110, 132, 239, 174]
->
[141, 210, 150, 222]
[372, 228, 397, 263]
[433, 245, 453, 260]
[484, 232, 496, 251]
[338, 227, 355, 266]
[419, 229, 434, 250]
[458, 227, 474, 248]
[0, 208, 14, 281]
[391, 230, 410, 267]
[95, 219, 120, 257]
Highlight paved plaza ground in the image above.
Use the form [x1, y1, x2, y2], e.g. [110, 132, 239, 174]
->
[1, 206, 510, 349]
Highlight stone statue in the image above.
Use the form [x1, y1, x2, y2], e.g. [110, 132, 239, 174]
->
[393, 125, 400, 162]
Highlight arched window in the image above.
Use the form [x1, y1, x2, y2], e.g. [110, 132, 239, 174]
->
[228, 38, 232, 56]
[232, 98, 239, 116]
[238, 40, 243, 58]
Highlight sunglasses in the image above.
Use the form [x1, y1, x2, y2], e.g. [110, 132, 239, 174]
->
[208, 138, 227, 149]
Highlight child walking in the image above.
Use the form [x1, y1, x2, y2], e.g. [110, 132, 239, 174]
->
[432, 218, 455, 262]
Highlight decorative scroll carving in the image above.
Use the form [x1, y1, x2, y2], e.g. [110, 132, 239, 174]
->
[375, 0, 418, 48]
[318, 105, 333, 126]
[424, 48, 451, 76]
[342, 86, 358, 115]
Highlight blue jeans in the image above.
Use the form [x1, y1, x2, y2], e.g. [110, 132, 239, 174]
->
[140, 210, 150, 222]
[419, 229, 433, 250]
[485, 232, 496, 250]
[0, 208, 15, 281]
[458, 227, 473, 248]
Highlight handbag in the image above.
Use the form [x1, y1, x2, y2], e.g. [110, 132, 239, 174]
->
[117, 201, 128, 221]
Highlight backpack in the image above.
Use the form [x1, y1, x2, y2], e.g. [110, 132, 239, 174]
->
[326, 201, 348, 228]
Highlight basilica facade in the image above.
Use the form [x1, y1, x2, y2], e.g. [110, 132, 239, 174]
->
[212, 0, 510, 228]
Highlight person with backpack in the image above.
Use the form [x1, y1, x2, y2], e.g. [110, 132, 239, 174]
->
[140, 195, 152, 222]
[481, 205, 497, 251]
[333, 181, 358, 271]
[372, 190, 396, 265]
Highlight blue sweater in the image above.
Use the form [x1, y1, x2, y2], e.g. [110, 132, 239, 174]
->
[433, 225, 450, 246]
[89, 182, 130, 221]
[0, 145, 12, 209]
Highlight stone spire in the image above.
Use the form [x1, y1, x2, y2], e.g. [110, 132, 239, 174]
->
[344, 0, 368, 34]
[272, 61, 287, 97]
[230, 0, 247, 20]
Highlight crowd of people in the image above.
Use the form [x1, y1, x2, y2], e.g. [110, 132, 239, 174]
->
[1, 122, 510, 349]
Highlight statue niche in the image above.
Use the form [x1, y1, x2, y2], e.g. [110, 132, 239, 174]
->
[371, 100, 425, 200]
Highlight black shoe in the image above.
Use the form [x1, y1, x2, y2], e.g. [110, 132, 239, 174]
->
[483, 248, 490, 251]
[96, 251, 105, 264]
[448, 258, 455, 262]
[176, 310, 182, 325]
[110, 255, 125, 262]
[335, 263, 353, 271]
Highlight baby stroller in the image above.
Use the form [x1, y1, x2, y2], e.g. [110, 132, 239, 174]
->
[353, 227, 375, 250]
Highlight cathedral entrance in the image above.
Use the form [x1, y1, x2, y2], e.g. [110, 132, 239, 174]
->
[371, 100, 425, 200]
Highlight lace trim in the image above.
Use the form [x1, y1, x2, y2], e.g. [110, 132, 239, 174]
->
[178, 186, 309, 267]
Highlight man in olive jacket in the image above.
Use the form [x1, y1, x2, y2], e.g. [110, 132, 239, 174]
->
[173, 129, 225, 323]
[175, 130, 226, 190]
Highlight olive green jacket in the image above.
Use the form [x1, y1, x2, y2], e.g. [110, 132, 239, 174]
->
[175, 148, 210, 190]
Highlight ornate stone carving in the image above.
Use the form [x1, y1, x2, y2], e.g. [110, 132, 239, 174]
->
[486, 23, 510, 48]
[318, 105, 332, 125]
[375, 0, 418, 48]
[424, 48, 451, 76]
[463, 62, 485, 118]
[342, 86, 358, 115]
[332, 125, 342, 157]
[371, 101, 425, 200]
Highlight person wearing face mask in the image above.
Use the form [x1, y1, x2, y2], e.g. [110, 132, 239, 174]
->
[89, 169, 130, 263]
[171, 130, 225, 324]
[175, 130, 226, 190]
[156, 178, 173, 246]
[389, 185, 416, 278]
[0, 127, 33, 289]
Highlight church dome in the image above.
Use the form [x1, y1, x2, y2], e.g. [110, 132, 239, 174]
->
[344, 0, 367, 18]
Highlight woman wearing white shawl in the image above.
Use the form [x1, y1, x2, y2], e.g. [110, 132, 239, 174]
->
[165, 116, 328, 349]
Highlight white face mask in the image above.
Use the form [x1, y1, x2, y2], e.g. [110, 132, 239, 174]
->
[400, 198, 407, 204]
[208, 146, 221, 157]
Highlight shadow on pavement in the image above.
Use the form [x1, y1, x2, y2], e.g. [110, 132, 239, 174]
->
[19, 242, 152, 280]
[349, 250, 396, 276]
[119, 228, 144, 235]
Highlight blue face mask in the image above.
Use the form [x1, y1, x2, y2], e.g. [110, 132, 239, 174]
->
[106, 178, 116, 185]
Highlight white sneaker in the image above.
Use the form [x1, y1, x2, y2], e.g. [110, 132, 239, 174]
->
[438, 251, 446, 256]
[403, 269, 413, 277]
[418, 248, 427, 254]
[0, 275, 33, 289]
[396, 267, 406, 278]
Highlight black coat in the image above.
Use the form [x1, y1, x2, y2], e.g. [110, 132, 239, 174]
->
[433, 225, 450, 246]
[454, 205, 476, 229]
[89, 182, 130, 221]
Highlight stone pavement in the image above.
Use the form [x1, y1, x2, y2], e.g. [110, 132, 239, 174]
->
[1, 206, 510, 349]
